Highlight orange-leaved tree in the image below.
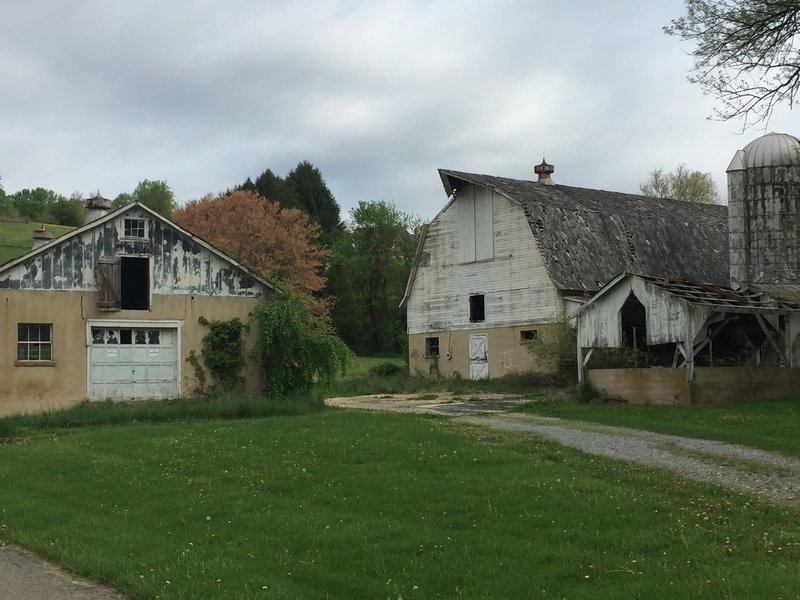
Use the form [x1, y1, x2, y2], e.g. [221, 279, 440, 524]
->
[172, 190, 328, 297]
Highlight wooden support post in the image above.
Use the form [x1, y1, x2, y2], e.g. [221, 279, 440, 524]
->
[756, 314, 789, 367]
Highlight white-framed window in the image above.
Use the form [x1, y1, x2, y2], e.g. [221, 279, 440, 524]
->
[17, 323, 53, 362]
[123, 218, 148, 239]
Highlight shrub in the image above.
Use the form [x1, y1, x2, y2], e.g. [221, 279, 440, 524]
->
[368, 362, 404, 377]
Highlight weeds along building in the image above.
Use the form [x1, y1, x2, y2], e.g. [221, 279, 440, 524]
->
[401, 162, 728, 380]
[0, 198, 275, 416]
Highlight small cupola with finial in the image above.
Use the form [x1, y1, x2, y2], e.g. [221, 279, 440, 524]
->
[85, 191, 112, 224]
[534, 159, 555, 185]
[31, 226, 53, 250]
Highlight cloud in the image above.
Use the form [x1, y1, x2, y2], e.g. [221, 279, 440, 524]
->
[0, 0, 796, 220]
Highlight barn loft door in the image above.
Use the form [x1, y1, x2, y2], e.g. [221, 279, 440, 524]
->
[96, 258, 121, 310]
[469, 333, 488, 380]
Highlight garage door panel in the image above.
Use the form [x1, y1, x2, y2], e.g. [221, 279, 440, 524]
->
[89, 326, 178, 401]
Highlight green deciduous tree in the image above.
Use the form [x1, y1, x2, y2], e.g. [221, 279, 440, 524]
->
[327, 200, 420, 355]
[131, 180, 176, 217]
[639, 164, 719, 203]
[666, 0, 800, 125]
[10, 188, 65, 221]
[250, 287, 353, 397]
[112, 180, 176, 216]
[47, 193, 86, 226]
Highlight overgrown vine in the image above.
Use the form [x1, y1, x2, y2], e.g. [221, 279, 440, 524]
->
[187, 316, 248, 393]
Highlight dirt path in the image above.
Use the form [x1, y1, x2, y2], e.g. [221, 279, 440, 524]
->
[326, 394, 800, 508]
[0, 544, 124, 600]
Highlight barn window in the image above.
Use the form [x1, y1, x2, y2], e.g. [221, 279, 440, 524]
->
[520, 329, 538, 343]
[124, 218, 147, 239]
[16, 323, 53, 363]
[97, 256, 150, 311]
[425, 337, 440, 358]
[469, 294, 485, 322]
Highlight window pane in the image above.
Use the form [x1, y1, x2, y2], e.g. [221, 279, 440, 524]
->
[120, 329, 132, 344]
[39, 325, 50, 342]
[17, 344, 27, 360]
[18, 324, 28, 341]
[29, 345, 40, 360]
[40, 345, 52, 360]
[92, 329, 105, 344]
[148, 330, 160, 345]
[134, 330, 147, 345]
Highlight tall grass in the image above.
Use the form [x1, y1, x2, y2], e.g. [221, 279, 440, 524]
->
[0, 393, 323, 438]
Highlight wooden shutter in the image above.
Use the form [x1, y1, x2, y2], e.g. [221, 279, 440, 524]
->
[97, 257, 121, 311]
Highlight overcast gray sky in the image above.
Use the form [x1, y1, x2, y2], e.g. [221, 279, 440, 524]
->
[1, 0, 796, 221]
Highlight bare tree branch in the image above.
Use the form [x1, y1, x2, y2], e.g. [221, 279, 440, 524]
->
[666, 0, 800, 127]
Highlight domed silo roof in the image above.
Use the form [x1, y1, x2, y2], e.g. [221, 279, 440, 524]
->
[741, 132, 800, 168]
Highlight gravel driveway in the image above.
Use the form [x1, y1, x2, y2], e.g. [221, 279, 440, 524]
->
[326, 394, 800, 508]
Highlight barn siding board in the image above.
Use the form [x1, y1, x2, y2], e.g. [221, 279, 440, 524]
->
[407, 188, 559, 335]
[0, 206, 265, 298]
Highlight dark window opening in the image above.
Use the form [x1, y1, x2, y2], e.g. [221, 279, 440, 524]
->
[17, 323, 52, 361]
[620, 293, 647, 350]
[120, 329, 133, 344]
[124, 218, 147, 238]
[469, 295, 485, 322]
[121, 257, 150, 310]
[425, 337, 440, 358]
[520, 329, 538, 343]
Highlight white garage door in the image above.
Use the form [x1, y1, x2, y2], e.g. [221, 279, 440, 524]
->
[89, 326, 178, 400]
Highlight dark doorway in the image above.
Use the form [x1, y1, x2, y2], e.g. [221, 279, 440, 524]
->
[121, 257, 149, 310]
[620, 293, 647, 350]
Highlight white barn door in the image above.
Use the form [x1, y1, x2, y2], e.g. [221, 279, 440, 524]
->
[469, 333, 488, 380]
[89, 325, 178, 400]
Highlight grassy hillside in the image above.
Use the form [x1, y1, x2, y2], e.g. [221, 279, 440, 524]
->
[0, 220, 76, 265]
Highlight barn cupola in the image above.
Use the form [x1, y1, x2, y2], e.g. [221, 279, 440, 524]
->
[534, 159, 555, 185]
[31, 226, 53, 250]
[85, 192, 112, 224]
[727, 132, 800, 287]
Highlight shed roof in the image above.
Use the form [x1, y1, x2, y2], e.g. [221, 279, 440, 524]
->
[439, 169, 729, 292]
[595, 273, 800, 314]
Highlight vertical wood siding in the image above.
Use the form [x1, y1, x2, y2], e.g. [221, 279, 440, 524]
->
[0, 208, 265, 297]
[407, 186, 559, 335]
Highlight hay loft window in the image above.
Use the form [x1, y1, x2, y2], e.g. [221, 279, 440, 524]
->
[17, 323, 53, 362]
[425, 337, 440, 358]
[469, 294, 485, 322]
[123, 218, 147, 239]
[520, 329, 538, 343]
[97, 256, 150, 311]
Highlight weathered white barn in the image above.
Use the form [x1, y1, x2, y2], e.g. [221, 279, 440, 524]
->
[0, 200, 275, 416]
[575, 132, 800, 403]
[402, 164, 728, 379]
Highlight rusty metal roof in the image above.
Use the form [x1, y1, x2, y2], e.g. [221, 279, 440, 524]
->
[439, 169, 730, 292]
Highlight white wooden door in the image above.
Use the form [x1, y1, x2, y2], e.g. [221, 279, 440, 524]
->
[469, 333, 488, 380]
[89, 327, 178, 400]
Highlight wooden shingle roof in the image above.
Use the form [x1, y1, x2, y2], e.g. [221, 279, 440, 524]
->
[439, 169, 729, 292]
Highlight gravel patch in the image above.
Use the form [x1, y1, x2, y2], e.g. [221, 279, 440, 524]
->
[327, 395, 800, 508]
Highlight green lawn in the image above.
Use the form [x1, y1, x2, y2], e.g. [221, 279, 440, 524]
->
[1, 410, 799, 598]
[517, 397, 800, 458]
[0, 220, 75, 264]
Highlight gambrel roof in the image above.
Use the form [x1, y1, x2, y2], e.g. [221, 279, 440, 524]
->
[439, 169, 729, 292]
